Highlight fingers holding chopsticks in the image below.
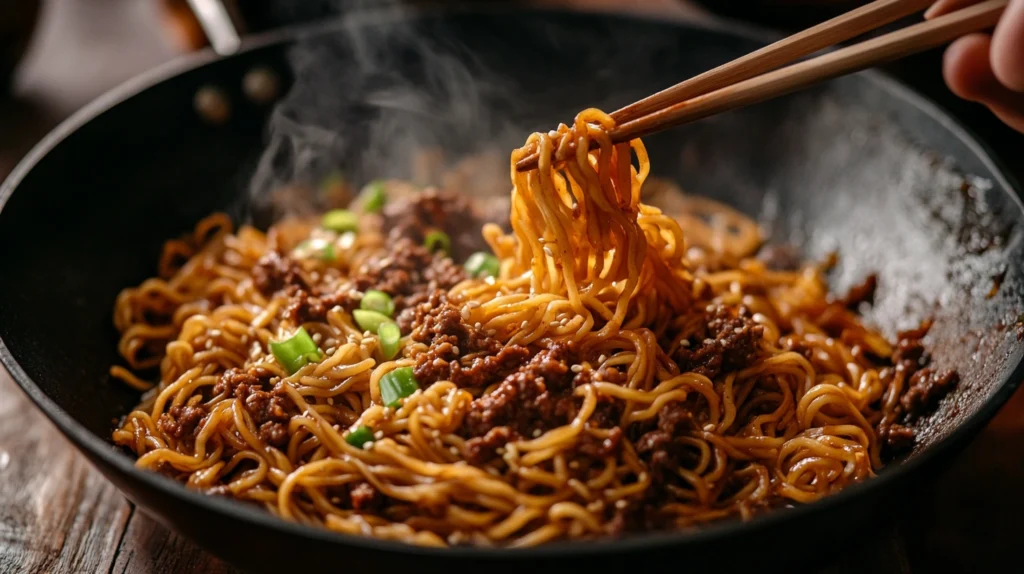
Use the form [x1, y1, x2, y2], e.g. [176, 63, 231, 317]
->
[928, 0, 1024, 132]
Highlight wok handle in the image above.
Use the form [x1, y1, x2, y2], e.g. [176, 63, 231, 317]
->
[185, 0, 244, 55]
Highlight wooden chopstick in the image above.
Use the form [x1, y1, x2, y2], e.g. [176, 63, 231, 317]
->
[515, 0, 934, 172]
[514, 0, 1007, 172]
[612, 0, 936, 124]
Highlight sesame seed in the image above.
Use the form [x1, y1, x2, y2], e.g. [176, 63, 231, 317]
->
[486, 467, 500, 475]
[734, 327, 744, 334]
[549, 321, 560, 327]
[327, 397, 334, 405]
[325, 347, 337, 355]
[474, 322, 482, 330]
[467, 301, 481, 309]
[442, 408, 450, 416]
[704, 424, 715, 432]
[241, 335, 249, 344]
[680, 340, 691, 348]
[362, 441, 373, 449]
[461, 307, 471, 320]
[543, 246, 554, 257]
[705, 305, 716, 313]
[703, 338, 715, 346]
[452, 346, 460, 355]
[520, 320, 529, 328]
[204, 340, 213, 350]
[209, 329, 222, 337]
[615, 500, 628, 509]
[569, 461, 580, 469]
[487, 329, 496, 336]
[532, 429, 542, 437]
[382, 407, 392, 416]
[598, 354, 607, 363]
[312, 333, 323, 344]
[495, 447, 505, 455]
[374, 431, 384, 439]
[570, 364, 583, 373]
[449, 446, 459, 455]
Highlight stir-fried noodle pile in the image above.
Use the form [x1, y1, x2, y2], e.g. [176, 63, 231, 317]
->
[112, 109, 956, 546]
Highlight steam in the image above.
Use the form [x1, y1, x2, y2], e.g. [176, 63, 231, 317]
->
[245, 1, 700, 226]
[247, 1, 525, 225]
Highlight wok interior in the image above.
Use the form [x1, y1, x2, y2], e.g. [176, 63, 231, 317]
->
[0, 10, 1022, 487]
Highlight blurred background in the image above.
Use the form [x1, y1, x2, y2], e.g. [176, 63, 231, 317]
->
[2, 0, 1021, 185]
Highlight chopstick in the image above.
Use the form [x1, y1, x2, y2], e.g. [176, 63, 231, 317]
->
[514, 0, 1007, 172]
[613, 0, 936, 124]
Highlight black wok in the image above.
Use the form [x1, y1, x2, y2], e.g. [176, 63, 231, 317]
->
[1, 6, 1022, 574]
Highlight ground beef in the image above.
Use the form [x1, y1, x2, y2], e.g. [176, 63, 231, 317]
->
[382, 188, 487, 261]
[461, 344, 578, 439]
[875, 320, 959, 456]
[672, 305, 764, 379]
[156, 404, 208, 445]
[575, 426, 624, 459]
[349, 481, 381, 512]
[635, 402, 697, 486]
[892, 321, 932, 368]
[408, 290, 531, 388]
[242, 383, 294, 448]
[283, 287, 354, 325]
[464, 426, 518, 465]
[901, 368, 959, 421]
[212, 366, 275, 399]
[886, 423, 916, 451]
[840, 274, 878, 309]
[350, 238, 468, 319]
[756, 244, 802, 271]
[251, 251, 308, 296]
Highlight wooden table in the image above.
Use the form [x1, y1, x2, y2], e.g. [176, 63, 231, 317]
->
[2, 1, 1023, 572]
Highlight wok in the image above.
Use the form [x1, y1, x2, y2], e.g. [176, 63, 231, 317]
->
[1, 6, 1022, 573]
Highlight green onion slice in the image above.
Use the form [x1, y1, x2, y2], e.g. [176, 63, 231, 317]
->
[464, 251, 500, 278]
[359, 181, 387, 213]
[360, 289, 395, 317]
[269, 327, 323, 374]
[378, 322, 402, 360]
[345, 425, 374, 449]
[380, 367, 418, 408]
[353, 309, 392, 333]
[322, 209, 358, 233]
[423, 230, 451, 254]
[319, 243, 336, 262]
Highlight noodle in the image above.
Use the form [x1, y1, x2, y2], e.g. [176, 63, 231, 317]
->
[111, 109, 954, 546]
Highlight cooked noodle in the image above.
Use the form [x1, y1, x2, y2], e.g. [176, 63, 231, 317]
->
[111, 109, 952, 546]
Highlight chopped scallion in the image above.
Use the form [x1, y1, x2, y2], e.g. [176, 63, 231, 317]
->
[353, 309, 392, 333]
[380, 367, 418, 408]
[345, 425, 374, 449]
[269, 327, 323, 374]
[464, 251, 500, 278]
[424, 230, 451, 254]
[322, 209, 358, 233]
[319, 243, 336, 262]
[378, 322, 401, 360]
[359, 181, 387, 213]
[360, 289, 394, 317]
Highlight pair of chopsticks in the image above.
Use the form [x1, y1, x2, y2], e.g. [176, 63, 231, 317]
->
[514, 0, 1007, 172]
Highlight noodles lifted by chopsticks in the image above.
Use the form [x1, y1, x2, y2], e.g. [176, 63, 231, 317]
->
[111, 109, 957, 547]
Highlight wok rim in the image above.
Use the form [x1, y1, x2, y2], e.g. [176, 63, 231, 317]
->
[1, 4, 1022, 561]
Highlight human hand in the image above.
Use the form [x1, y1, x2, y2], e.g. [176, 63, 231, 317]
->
[927, 0, 1024, 132]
